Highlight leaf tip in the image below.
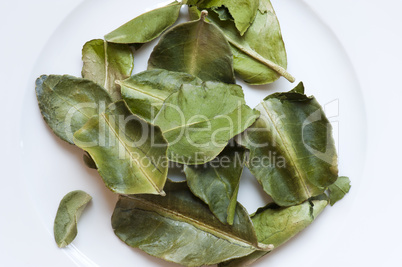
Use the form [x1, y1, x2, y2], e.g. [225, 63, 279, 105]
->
[258, 243, 274, 251]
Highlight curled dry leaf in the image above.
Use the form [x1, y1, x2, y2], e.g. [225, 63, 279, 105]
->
[73, 100, 168, 195]
[238, 83, 338, 206]
[54, 190, 92, 248]
[35, 75, 112, 144]
[153, 81, 259, 164]
[148, 10, 236, 84]
[105, 1, 182, 44]
[328, 176, 351, 206]
[189, 0, 293, 84]
[184, 145, 245, 225]
[195, 0, 259, 35]
[112, 180, 271, 266]
[220, 195, 328, 266]
[119, 69, 202, 122]
[82, 39, 134, 101]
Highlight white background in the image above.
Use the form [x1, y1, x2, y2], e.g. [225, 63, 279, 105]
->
[1, 0, 401, 266]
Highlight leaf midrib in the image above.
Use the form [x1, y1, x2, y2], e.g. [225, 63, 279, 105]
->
[261, 102, 311, 198]
[125, 195, 258, 249]
[101, 113, 162, 193]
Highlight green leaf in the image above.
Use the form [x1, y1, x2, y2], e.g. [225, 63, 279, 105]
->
[82, 39, 134, 101]
[189, 0, 293, 84]
[104, 1, 182, 44]
[328, 176, 351, 206]
[119, 69, 202, 122]
[196, 0, 259, 35]
[238, 82, 338, 206]
[35, 75, 112, 144]
[112, 180, 270, 267]
[148, 11, 235, 84]
[184, 145, 245, 225]
[82, 152, 97, 169]
[153, 81, 259, 164]
[219, 196, 328, 266]
[73, 100, 168, 195]
[54, 190, 92, 248]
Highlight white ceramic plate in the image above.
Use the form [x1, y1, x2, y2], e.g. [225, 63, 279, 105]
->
[6, 0, 387, 266]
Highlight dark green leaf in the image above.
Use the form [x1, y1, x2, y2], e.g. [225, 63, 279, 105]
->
[196, 0, 259, 35]
[219, 196, 328, 266]
[119, 69, 202, 122]
[189, 0, 293, 84]
[184, 145, 245, 225]
[54, 190, 92, 248]
[73, 100, 168, 195]
[104, 1, 182, 44]
[153, 81, 259, 164]
[83, 152, 97, 169]
[82, 39, 134, 101]
[148, 11, 235, 84]
[238, 82, 338, 206]
[112, 180, 270, 266]
[328, 176, 351, 206]
[35, 75, 112, 144]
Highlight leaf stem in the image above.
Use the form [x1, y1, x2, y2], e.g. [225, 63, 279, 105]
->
[200, 10, 208, 21]
[227, 36, 295, 83]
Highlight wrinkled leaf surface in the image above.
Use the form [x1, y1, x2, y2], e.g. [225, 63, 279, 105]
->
[54, 190, 92, 248]
[82, 39, 134, 101]
[73, 101, 168, 195]
[189, 0, 292, 84]
[35, 75, 112, 144]
[153, 81, 259, 164]
[184, 145, 245, 225]
[238, 83, 338, 206]
[220, 196, 328, 266]
[148, 12, 235, 84]
[328, 176, 351, 206]
[105, 1, 182, 44]
[119, 69, 202, 122]
[112, 180, 267, 266]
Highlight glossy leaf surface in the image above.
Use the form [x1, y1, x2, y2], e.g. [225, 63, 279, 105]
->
[54, 190, 92, 248]
[119, 69, 202, 122]
[189, 0, 292, 84]
[220, 196, 328, 266]
[196, 0, 259, 35]
[184, 145, 245, 225]
[153, 81, 259, 164]
[82, 39, 134, 101]
[112, 180, 268, 266]
[35, 75, 112, 144]
[328, 176, 351, 206]
[148, 12, 235, 84]
[73, 101, 168, 195]
[104, 1, 182, 44]
[238, 83, 338, 206]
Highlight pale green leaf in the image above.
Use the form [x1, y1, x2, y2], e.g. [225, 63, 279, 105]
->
[112, 180, 270, 266]
[153, 81, 259, 164]
[220, 196, 328, 266]
[82, 39, 134, 101]
[189, 0, 293, 84]
[148, 11, 235, 84]
[238, 82, 338, 206]
[54, 190, 92, 248]
[328, 176, 351, 206]
[119, 69, 202, 122]
[196, 0, 259, 35]
[35, 75, 112, 144]
[104, 1, 182, 44]
[184, 145, 245, 225]
[73, 100, 168, 195]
